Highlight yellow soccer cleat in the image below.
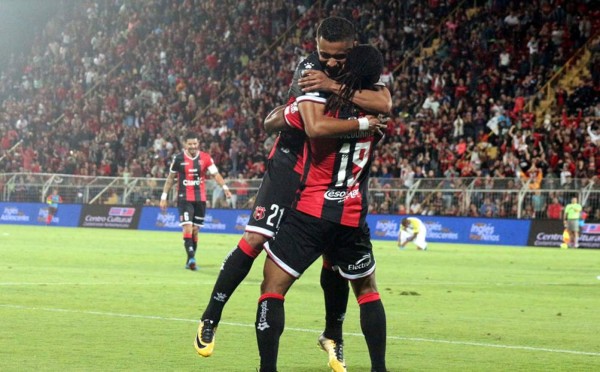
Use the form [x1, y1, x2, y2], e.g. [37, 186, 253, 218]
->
[194, 319, 217, 357]
[318, 333, 347, 372]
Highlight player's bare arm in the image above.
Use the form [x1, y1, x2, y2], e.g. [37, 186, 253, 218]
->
[263, 105, 286, 134]
[160, 172, 176, 210]
[299, 69, 392, 114]
[298, 100, 386, 138]
[213, 173, 232, 199]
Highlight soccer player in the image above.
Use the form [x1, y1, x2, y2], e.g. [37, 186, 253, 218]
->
[563, 196, 583, 248]
[159, 132, 232, 270]
[195, 17, 391, 372]
[45, 188, 62, 225]
[398, 217, 428, 250]
[255, 43, 388, 372]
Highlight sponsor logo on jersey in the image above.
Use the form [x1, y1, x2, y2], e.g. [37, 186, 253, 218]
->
[324, 189, 361, 203]
[253, 206, 266, 220]
[347, 254, 372, 271]
[183, 179, 201, 186]
[324, 189, 347, 201]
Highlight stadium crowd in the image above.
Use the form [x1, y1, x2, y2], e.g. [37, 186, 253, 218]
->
[1, 0, 599, 218]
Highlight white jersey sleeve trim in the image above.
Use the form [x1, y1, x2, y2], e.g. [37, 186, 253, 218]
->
[207, 164, 219, 175]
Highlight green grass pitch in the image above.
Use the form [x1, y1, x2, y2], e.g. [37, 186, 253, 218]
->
[1, 225, 599, 371]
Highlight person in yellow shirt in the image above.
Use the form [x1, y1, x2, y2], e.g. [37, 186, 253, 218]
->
[398, 217, 428, 250]
[563, 196, 582, 248]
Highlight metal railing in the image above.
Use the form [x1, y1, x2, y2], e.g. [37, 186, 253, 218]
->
[1, 173, 596, 220]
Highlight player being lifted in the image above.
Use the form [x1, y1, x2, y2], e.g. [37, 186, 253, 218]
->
[195, 16, 391, 372]
[254, 43, 389, 372]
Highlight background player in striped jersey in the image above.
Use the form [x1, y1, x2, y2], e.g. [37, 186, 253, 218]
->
[159, 132, 231, 271]
[255, 44, 389, 372]
[195, 17, 391, 372]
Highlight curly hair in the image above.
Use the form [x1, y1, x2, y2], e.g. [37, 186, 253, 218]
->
[324, 44, 384, 115]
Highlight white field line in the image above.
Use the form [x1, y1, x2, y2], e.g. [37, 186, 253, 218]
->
[1, 304, 599, 357]
[0, 281, 589, 286]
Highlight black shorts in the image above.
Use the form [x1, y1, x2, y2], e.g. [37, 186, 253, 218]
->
[48, 206, 58, 216]
[246, 164, 301, 238]
[264, 209, 376, 279]
[178, 201, 206, 227]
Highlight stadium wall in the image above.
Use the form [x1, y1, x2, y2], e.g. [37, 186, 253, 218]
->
[2, 202, 598, 249]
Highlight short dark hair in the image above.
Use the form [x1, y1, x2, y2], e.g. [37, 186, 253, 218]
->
[316, 16, 355, 42]
[325, 44, 384, 114]
[184, 132, 198, 141]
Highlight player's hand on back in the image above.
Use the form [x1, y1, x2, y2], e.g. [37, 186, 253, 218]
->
[299, 70, 335, 92]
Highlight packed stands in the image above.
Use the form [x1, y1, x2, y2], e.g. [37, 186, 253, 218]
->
[1, 0, 599, 217]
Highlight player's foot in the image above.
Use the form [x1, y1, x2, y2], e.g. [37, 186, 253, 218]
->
[186, 258, 198, 271]
[194, 319, 217, 357]
[318, 333, 346, 372]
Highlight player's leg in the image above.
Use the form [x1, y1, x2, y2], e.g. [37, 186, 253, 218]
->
[415, 231, 428, 250]
[190, 202, 205, 264]
[178, 202, 196, 270]
[46, 207, 56, 224]
[201, 232, 266, 323]
[336, 225, 386, 371]
[192, 226, 198, 253]
[318, 259, 349, 372]
[192, 225, 200, 253]
[256, 210, 324, 371]
[351, 274, 387, 372]
[197, 175, 285, 356]
[256, 257, 296, 372]
[196, 232, 267, 357]
[182, 224, 196, 270]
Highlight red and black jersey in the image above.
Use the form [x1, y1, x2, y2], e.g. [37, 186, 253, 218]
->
[168, 151, 218, 202]
[285, 95, 380, 228]
[267, 125, 305, 176]
[266, 52, 327, 176]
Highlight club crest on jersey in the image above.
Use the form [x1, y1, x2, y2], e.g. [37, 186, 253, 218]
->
[253, 206, 266, 220]
[302, 61, 315, 70]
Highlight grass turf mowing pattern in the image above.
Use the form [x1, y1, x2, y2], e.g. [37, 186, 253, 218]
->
[0, 225, 599, 371]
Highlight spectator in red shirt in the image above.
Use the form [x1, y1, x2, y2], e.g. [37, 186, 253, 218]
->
[546, 197, 563, 219]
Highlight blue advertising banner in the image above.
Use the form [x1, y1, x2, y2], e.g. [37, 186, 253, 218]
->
[78, 205, 141, 229]
[367, 215, 531, 246]
[0, 202, 81, 227]
[0, 202, 533, 246]
[138, 207, 251, 234]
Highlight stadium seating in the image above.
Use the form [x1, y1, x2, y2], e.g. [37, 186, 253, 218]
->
[0, 0, 599, 217]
